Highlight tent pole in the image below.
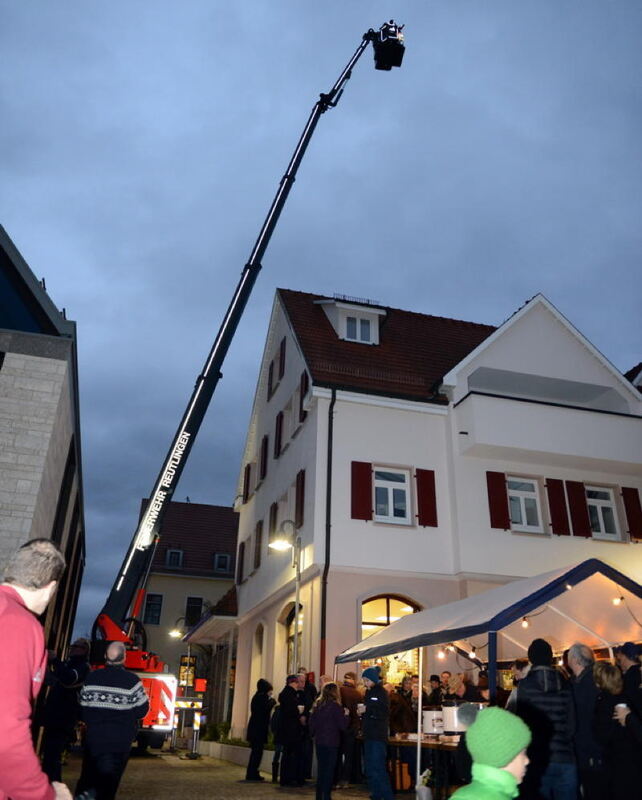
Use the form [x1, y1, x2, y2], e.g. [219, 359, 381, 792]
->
[416, 646, 423, 789]
[488, 631, 497, 704]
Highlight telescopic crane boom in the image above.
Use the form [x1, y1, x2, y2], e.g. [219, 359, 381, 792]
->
[94, 21, 405, 660]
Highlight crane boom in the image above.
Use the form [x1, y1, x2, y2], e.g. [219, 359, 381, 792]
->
[96, 21, 405, 643]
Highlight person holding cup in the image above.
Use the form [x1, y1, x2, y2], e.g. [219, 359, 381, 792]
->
[309, 683, 349, 800]
[593, 660, 641, 797]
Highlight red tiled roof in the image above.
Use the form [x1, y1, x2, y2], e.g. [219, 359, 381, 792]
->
[145, 500, 238, 578]
[278, 289, 496, 402]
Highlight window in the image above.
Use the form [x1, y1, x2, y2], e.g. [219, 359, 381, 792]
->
[242, 463, 252, 503]
[274, 412, 284, 458]
[236, 541, 245, 583]
[165, 549, 183, 567]
[507, 477, 543, 533]
[143, 593, 163, 625]
[361, 595, 418, 685]
[374, 468, 410, 524]
[254, 521, 263, 570]
[346, 315, 371, 343]
[259, 435, 269, 481]
[586, 486, 620, 539]
[214, 553, 231, 572]
[185, 596, 203, 627]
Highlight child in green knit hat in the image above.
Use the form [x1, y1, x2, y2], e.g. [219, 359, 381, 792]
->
[451, 706, 532, 800]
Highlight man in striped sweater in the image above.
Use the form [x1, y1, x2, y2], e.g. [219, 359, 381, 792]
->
[76, 642, 149, 800]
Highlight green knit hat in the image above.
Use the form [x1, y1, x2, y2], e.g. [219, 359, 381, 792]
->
[465, 707, 531, 768]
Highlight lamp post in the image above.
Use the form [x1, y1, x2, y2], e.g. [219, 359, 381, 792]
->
[269, 519, 301, 672]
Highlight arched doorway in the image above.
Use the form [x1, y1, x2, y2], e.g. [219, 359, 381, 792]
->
[360, 594, 419, 685]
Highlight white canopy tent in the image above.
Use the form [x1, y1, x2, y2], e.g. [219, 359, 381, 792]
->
[336, 558, 642, 686]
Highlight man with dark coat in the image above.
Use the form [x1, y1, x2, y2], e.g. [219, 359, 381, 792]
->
[298, 669, 317, 781]
[278, 674, 306, 787]
[76, 642, 149, 800]
[338, 671, 362, 786]
[615, 641, 642, 705]
[358, 666, 394, 800]
[245, 678, 275, 781]
[515, 638, 577, 800]
[42, 638, 91, 783]
[567, 642, 605, 800]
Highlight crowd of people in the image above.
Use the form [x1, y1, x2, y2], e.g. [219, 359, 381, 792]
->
[2, 537, 641, 800]
[248, 635, 642, 800]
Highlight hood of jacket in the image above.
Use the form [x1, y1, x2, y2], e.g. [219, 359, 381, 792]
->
[528, 665, 565, 693]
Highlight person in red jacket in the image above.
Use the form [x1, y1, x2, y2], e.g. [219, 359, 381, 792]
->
[0, 538, 71, 800]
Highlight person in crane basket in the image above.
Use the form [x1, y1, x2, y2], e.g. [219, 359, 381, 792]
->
[373, 20, 405, 71]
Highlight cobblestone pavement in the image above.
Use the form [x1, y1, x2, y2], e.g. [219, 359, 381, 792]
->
[62, 752, 371, 800]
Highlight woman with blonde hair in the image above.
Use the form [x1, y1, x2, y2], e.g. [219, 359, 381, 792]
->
[593, 660, 640, 797]
[309, 682, 349, 800]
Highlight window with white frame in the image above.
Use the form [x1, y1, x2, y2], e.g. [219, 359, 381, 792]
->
[507, 477, 543, 533]
[345, 315, 371, 343]
[586, 486, 620, 539]
[374, 468, 411, 524]
[213, 553, 231, 572]
[165, 548, 183, 567]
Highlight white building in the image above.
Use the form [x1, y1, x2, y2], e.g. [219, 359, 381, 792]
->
[204, 289, 642, 735]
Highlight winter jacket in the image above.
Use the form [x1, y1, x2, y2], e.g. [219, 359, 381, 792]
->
[277, 684, 304, 745]
[0, 585, 54, 800]
[450, 763, 520, 800]
[79, 664, 149, 754]
[622, 663, 641, 706]
[515, 665, 575, 765]
[593, 690, 642, 796]
[389, 688, 416, 734]
[570, 666, 603, 769]
[246, 680, 275, 743]
[339, 682, 362, 731]
[44, 653, 91, 733]
[309, 702, 348, 747]
[362, 682, 390, 742]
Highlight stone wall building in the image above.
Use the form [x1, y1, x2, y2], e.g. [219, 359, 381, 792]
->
[0, 225, 85, 652]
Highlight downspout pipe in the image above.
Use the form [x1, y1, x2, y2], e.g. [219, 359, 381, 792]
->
[319, 388, 336, 675]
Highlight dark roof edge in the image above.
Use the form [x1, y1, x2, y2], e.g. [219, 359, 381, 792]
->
[0, 225, 75, 337]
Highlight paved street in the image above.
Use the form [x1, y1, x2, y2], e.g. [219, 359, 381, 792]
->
[62, 752, 370, 800]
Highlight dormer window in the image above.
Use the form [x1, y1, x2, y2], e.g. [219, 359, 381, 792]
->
[346, 316, 371, 343]
[165, 548, 183, 568]
[315, 297, 386, 345]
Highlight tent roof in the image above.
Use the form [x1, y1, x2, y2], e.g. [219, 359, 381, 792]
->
[335, 559, 642, 664]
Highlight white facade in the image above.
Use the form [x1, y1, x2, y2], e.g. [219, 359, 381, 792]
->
[229, 291, 642, 736]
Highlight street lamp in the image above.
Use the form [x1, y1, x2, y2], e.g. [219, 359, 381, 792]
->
[269, 519, 302, 672]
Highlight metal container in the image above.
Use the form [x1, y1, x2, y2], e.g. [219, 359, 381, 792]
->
[422, 708, 444, 734]
[441, 701, 486, 734]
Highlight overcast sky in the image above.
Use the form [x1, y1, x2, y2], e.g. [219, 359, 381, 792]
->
[1, 2, 640, 638]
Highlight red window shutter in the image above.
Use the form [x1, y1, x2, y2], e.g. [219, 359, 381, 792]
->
[486, 471, 510, 530]
[351, 461, 373, 521]
[267, 361, 274, 399]
[545, 479, 570, 536]
[254, 521, 263, 570]
[269, 502, 278, 535]
[274, 412, 284, 458]
[242, 463, 251, 503]
[416, 469, 438, 527]
[236, 541, 245, 584]
[295, 470, 306, 528]
[622, 487, 642, 542]
[259, 435, 268, 480]
[565, 481, 591, 537]
[299, 371, 309, 423]
[278, 337, 286, 380]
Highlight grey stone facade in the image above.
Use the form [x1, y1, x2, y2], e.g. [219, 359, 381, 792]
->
[0, 225, 85, 653]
